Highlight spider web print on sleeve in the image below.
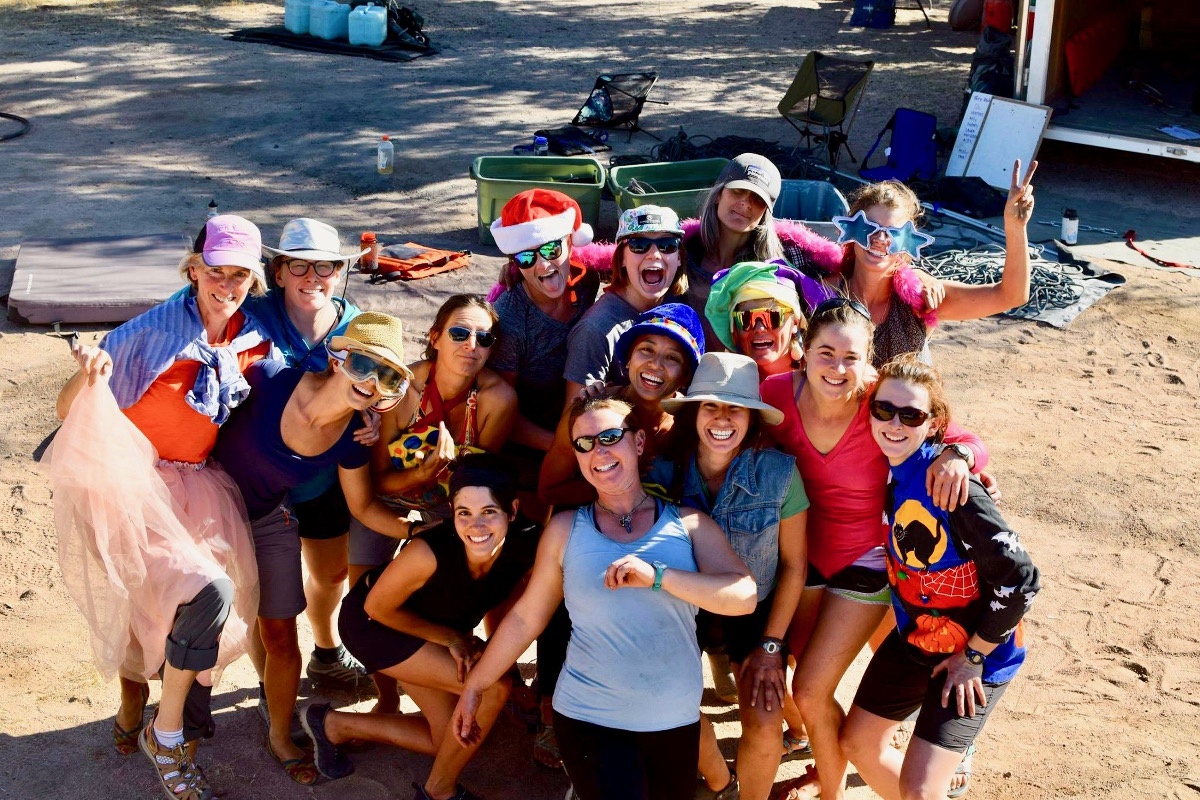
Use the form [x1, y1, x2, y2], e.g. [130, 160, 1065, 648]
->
[919, 561, 979, 600]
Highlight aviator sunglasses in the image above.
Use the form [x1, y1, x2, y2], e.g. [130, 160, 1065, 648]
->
[733, 307, 786, 331]
[512, 240, 564, 269]
[571, 427, 632, 453]
[340, 351, 410, 396]
[446, 325, 496, 348]
[869, 399, 931, 428]
[625, 236, 681, 255]
[284, 258, 342, 278]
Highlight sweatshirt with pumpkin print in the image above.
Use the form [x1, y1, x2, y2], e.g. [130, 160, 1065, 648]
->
[884, 442, 1041, 684]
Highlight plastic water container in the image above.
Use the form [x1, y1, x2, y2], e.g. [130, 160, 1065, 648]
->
[284, 0, 310, 35]
[309, 0, 350, 41]
[348, 3, 387, 47]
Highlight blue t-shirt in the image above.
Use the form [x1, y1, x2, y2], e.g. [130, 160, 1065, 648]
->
[213, 360, 370, 521]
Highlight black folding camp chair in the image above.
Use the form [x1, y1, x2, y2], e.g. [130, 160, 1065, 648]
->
[777, 52, 875, 167]
[571, 72, 667, 141]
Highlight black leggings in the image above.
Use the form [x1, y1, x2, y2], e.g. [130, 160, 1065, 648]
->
[553, 711, 699, 800]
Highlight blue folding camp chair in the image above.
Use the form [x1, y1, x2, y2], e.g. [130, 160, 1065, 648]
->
[859, 108, 939, 183]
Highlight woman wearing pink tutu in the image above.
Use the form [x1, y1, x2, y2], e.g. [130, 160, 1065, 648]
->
[49, 215, 275, 800]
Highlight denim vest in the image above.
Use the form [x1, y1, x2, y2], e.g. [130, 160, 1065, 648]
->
[674, 448, 796, 602]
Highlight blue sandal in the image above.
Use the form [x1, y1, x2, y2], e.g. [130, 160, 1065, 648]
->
[946, 744, 975, 798]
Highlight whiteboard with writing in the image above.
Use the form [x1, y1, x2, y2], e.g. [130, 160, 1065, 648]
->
[947, 92, 1051, 188]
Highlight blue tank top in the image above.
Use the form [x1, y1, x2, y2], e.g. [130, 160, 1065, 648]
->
[552, 502, 702, 732]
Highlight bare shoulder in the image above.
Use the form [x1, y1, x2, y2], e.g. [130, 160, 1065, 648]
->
[478, 367, 517, 402]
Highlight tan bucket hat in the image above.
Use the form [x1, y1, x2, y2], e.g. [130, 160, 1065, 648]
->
[661, 351, 783, 425]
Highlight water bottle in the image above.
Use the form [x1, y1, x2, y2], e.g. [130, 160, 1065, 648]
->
[533, 135, 549, 156]
[360, 232, 380, 272]
[207, 199, 219, 219]
[377, 135, 394, 175]
[1061, 208, 1079, 245]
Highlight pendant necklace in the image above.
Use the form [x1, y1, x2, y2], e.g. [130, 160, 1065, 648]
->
[597, 493, 651, 534]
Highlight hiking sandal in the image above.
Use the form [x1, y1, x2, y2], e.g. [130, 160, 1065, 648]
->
[139, 722, 212, 800]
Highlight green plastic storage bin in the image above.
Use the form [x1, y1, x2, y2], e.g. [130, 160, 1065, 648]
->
[607, 158, 730, 219]
[469, 156, 606, 246]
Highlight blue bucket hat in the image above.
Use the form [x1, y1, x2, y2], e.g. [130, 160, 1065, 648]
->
[614, 302, 706, 373]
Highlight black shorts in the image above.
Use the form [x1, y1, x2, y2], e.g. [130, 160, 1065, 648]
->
[293, 481, 351, 541]
[338, 568, 426, 674]
[853, 630, 1010, 752]
[696, 592, 772, 664]
[805, 562, 891, 605]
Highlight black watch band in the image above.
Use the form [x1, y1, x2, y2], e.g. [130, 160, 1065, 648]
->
[963, 646, 986, 666]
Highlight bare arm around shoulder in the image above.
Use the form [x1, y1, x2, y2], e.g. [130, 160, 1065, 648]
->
[670, 508, 757, 615]
[936, 160, 1038, 321]
[537, 407, 598, 508]
[341, 463, 413, 540]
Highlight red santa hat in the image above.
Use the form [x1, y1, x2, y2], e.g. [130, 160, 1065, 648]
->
[490, 189, 594, 255]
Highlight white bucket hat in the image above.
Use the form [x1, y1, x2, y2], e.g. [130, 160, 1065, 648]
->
[262, 218, 369, 264]
[661, 351, 784, 425]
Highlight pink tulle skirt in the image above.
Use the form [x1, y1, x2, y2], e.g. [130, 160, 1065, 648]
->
[45, 381, 259, 683]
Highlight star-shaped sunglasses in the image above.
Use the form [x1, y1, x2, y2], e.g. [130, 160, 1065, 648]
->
[832, 210, 935, 260]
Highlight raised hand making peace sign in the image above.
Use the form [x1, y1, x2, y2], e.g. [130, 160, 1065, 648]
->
[1005, 158, 1038, 226]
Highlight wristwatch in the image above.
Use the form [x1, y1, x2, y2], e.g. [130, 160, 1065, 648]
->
[963, 646, 986, 666]
[944, 443, 972, 465]
[652, 561, 668, 592]
[759, 637, 788, 658]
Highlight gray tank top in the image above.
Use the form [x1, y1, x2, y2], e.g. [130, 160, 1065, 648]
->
[552, 502, 702, 732]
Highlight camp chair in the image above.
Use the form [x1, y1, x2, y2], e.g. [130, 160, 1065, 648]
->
[571, 72, 667, 141]
[860, 108, 939, 183]
[777, 52, 874, 167]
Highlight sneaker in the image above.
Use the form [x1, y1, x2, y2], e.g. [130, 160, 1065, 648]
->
[306, 648, 377, 695]
[139, 721, 212, 800]
[412, 781, 483, 800]
[302, 703, 354, 780]
[695, 770, 739, 800]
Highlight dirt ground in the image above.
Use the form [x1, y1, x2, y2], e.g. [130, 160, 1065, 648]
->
[1, 1, 1199, 798]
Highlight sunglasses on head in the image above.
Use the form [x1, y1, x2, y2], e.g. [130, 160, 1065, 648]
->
[733, 307, 786, 331]
[869, 399, 931, 428]
[512, 240, 564, 269]
[571, 427, 632, 453]
[625, 236, 681, 255]
[340, 351, 410, 396]
[812, 296, 871, 323]
[284, 258, 341, 278]
[445, 325, 496, 348]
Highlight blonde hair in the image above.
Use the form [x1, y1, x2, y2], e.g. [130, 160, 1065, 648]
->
[178, 252, 267, 297]
[847, 180, 922, 224]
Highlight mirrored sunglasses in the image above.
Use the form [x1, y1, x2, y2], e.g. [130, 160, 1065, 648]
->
[340, 351, 410, 396]
[446, 325, 496, 348]
[869, 399, 931, 428]
[571, 427, 632, 453]
[285, 258, 341, 278]
[625, 236, 681, 255]
[733, 307, 785, 331]
[512, 240, 564, 269]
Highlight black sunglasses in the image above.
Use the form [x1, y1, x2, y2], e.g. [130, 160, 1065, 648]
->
[625, 236, 681, 255]
[812, 296, 871, 322]
[512, 240, 564, 268]
[869, 399, 931, 428]
[571, 427, 632, 453]
[284, 258, 341, 278]
[733, 307, 785, 331]
[445, 325, 496, 348]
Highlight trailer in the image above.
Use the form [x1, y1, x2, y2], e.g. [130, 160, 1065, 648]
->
[1016, 0, 1199, 163]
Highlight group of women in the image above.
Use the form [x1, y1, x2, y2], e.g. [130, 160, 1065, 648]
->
[49, 152, 1040, 800]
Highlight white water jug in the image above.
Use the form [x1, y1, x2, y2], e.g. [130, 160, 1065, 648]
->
[348, 3, 387, 47]
[309, 0, 350, 41]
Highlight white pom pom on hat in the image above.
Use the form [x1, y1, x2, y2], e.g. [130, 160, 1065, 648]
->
[490, 188, 594, 255]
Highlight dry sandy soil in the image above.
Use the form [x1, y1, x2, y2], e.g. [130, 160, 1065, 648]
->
[1, 1, 1199, 798]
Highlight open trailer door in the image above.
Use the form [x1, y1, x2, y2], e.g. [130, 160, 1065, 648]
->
[1020, 0, 1199, 163]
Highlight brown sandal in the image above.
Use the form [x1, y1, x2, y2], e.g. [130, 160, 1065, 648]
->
[268, 740, 320, 786]
[112, 682, 151, 755]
